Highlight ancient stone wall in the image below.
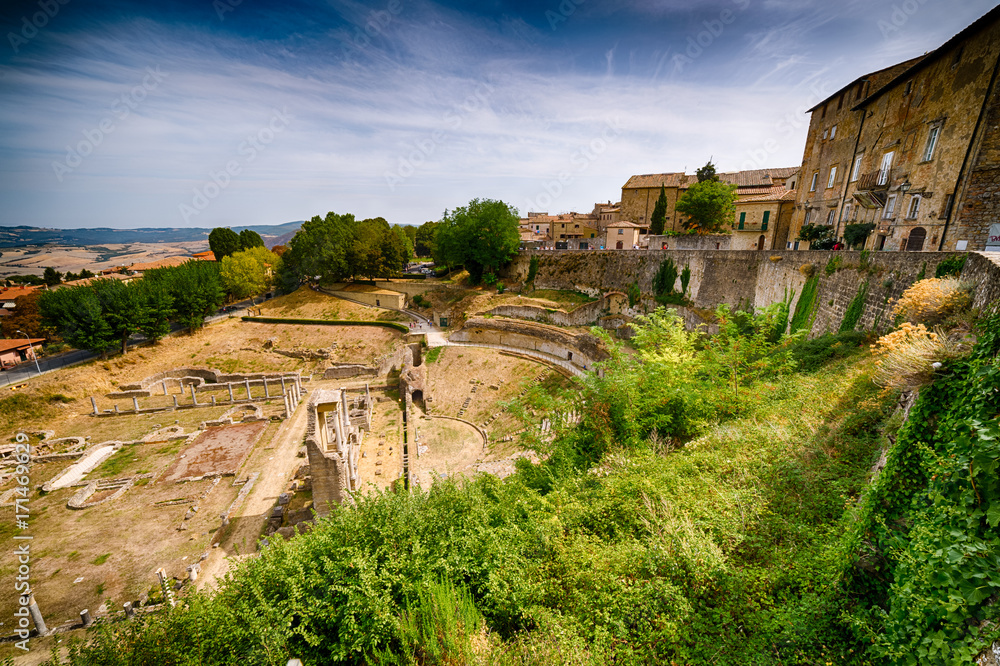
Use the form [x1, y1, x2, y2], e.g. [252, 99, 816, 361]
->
[963, 251, 1000, 312]
[451, 317, 609, 368]
[503, 249, 975, 336]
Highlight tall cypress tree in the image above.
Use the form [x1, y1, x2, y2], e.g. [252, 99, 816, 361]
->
[650, 185, 668, 235]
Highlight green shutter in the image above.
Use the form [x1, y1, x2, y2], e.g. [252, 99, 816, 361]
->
[738, 212, 745, 230]
[761, 210, 770, 230]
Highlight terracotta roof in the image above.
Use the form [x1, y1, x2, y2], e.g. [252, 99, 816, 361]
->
[738, 188, 797, 203]
[128, 256, 190, 271]
[806, 55, 926, 113]
[718, 167, 800, 188]
[0, 286, 40, 300]
[0, 338, 45, 354]
[622, 172, 690, 189]
[59, 273, 133, 288]
[192, 251, 216, 260]
[606, 221, 645, 228]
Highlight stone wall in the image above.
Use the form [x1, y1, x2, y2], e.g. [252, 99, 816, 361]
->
[503, 249, 981, 336]
[485, 298, 606, 327]
[963, 251, 1000, 312]
[647, 234, 732, 251]
[451, 317, 609, 369]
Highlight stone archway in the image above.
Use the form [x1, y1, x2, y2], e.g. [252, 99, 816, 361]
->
[758, 234, 766, 251]
[616, 240, 623, 249]
[905, 227, 926, 251]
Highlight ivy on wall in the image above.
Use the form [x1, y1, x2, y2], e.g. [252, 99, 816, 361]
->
[789, 275, 819, 334]
[839, 280, 870, 333]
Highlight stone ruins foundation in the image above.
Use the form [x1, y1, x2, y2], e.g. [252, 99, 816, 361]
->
[305, 387, 373, 517]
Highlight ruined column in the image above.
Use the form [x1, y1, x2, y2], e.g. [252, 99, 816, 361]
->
[190, 384, 198, 406]
[264, 378, 271, 398]
[228, 383, 234, 402]
[133, 397, 139, 412]
[114, 404, 119, 414]
[340, 388, 350, 432]
[91, 397, 98, 415]
[244, 379, 251, 400]
[281, 376, 286, 394]
[211, 396, 217, 406]
[187, 565, 199, 582]
[284, 392, 291, 418]
[162, 379, 168, 395]
[123, 601, 135, 619]
[156, 568, 176, 608]
[80, 609, 92, 627]
[173, 395, 178, 408]
[27, 594, 47, 636]
[333, 405, 345, 452]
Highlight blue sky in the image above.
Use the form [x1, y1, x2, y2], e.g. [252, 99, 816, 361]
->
[0, 0, 995, 229]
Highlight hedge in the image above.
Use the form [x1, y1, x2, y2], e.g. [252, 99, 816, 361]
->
[391, 274, 428, 280]
[242, 316, 410, 333]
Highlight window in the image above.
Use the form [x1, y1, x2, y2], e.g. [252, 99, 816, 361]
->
[851, 155, 863, 181]
[822, 129, 828, 140]
[826, 210, 835, 225]
[837, 94, 844, 111]
[940, 193, 955, 219]
[830, 124, 837, 139]
[923, 126, 940, 161]
[810, 172, 819, 191]
[821, 103, 827, 118]
[617, 229, 623, 235]
[906, 195, 921, 219]
[878, 151, 894, 185]
[841, 202, 851, 221]
[738, 212, 746, 230]
[883, 194, 897, 219]
[904, 80, 913, 96]
[804, 209, 812, 224]
[761, 210, 770, 230]
[827, 166, 837, 188]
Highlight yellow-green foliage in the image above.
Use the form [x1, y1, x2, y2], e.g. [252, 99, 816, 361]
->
[871, 322, 961, 390]
[892, 277, 971, 325]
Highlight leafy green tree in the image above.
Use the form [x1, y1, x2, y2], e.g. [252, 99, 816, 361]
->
[696, 160, 719, 182]
[92, 278, 148, 355]
[38, 287, 116, 357]
[220, 247, 281, 300]
[675, 179, 737, 234]
[42, 266, 62, 286]
[137, 279, 174, 343]
[650, 186, 669, 235]
[434, 199, 520, 282]
[239, 229, 265, 250]
[208, 227, 241, 261]
[843, 223, 876, 249]
[281, 212, 355, 286]
[415, 221, 439, 257]
[80, 268, 95, 279]
[392, 225, 415, 265]
[147, 260, 224, 332]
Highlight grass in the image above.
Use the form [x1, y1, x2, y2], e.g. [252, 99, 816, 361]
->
[424, 347, 443, 364]
[92, 553, 111, 565]
[530, 289, 598, 307]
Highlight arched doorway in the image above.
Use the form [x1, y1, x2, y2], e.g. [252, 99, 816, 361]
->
[616, 241, 623, 249]
[758, 234, 766, 251]
[905, 227, 926, 251]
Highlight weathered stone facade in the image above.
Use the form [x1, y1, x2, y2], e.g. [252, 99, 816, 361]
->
[451, 317, 609, 369]
[305, 387, 372, 517]
[790, 6, 1000, 253]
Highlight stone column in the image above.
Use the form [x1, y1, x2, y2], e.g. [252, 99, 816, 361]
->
[264, 378, 271, 398]
[284, 392, 291, 417]
[133, 397, 139, 411]
[27, 594, 47, 636]
[244, 379, 251, 400]
[80, 609, 92, 627]
[333, 406, 345, 452]
[228, 383, 234, 402]
[114, 404, 119, 414]
[91, 397, 98, 415]
[156, 568, 176, 608]
[162, 379, 168, 395]
[211, 396, 217, 406]
[190, 384, 198, 406]
[281, 376, 286, 393]
[173, 395, 178, 408]
[340, 388, 349, 432]
[123, 601, 135, 619]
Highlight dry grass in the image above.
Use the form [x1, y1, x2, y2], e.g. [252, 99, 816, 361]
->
[892, 277, 972, 325]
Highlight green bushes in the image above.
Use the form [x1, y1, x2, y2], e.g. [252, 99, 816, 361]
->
[934, 254, 967, 278]
[525, 255, 539, 286]
[839, 280, 869, 332]
[789, 275, 819, 333]
[652, 258, 689, 306]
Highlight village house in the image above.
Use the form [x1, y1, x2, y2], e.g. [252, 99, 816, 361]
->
[789, 5, 1000, 252]
[605, 221, 647, 249]
[0, 337, 44, 369]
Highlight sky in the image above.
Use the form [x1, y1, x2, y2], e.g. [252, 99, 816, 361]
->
[0, 0, 996, 230]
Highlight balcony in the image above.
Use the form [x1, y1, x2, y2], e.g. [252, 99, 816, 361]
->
[856, 170, 892, 191]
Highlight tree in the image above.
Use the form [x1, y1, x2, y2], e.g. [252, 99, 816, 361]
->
[137, 279, 174, 343]
[146, 260, 224, 332]
[208, 227, 241, 261]
[92, 278, 148, 355]
[43, 267, 62, 286]
[220, 247, 281, 300]
[80, 269, 95, 279]
[675, 180, 737, 233]
[392, 225, 415, 265]
[650, 185, 669, 235]
[415, 221, 439, 257]
[843, 223, 876, 250]
[38, 287, 116, 358]
[0, 292, 47, 340]
[797, 224, 837, 250]
[696, 161, 719, 182]
[281, 212, 355, 286]
[239, 229, 265, 250]
[434, 199, 520, 282]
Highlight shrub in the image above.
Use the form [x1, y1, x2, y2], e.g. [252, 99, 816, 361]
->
[934, 254, 967, 278]
[799, 263, 815, 278]
[786, 330, 868, 372]
[824, 255, 843, 275]
[870, 322, 963, 390]
[839, 281, 869, 332]
[496, 282, 505, 294]
[526, 255, 539, 285]
[626, 282, 640, 308]
[789, 276, 819, 334]
[844, 223, 876, 250]
[891, 277, 971, 325]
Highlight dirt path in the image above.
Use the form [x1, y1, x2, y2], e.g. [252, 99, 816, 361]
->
[196, 391, 312, 589]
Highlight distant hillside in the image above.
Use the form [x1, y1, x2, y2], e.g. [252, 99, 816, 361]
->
[0, 222, 303, 248]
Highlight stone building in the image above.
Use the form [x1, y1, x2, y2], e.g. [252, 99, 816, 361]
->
[731, 188, 797, 251]
[305, 387, 372, 517]
[605, 221, 647, 249]
[789, 5, 1000, 252]
[620, 167, 798, 235]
